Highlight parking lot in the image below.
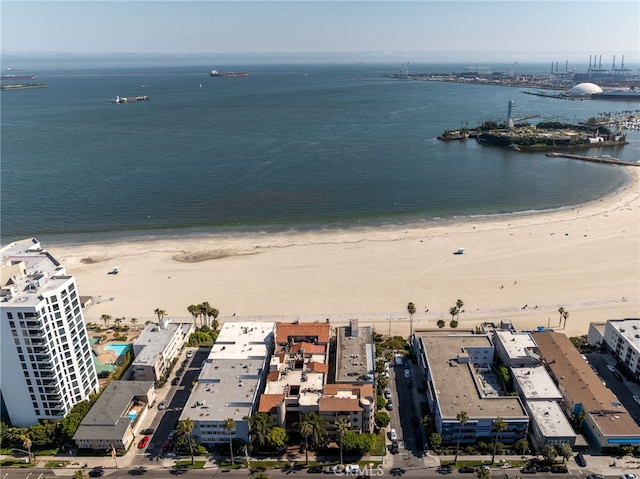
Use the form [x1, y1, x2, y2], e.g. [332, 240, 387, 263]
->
[585, 352, 640, 424]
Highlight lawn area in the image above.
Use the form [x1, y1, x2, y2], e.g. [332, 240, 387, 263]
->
[369, 431, 387, 456]
[174, 460, 206, 469]
[0, 459, 35, 468]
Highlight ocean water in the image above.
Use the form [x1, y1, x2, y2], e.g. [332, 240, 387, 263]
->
[1, 63, 638, 245]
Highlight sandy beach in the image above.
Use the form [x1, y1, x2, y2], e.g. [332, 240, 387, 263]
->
[50, 167, 639, 338]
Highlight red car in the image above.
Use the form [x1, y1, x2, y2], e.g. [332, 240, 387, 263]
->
[162, 440, 171, 452]
[138, 435, 150, 449]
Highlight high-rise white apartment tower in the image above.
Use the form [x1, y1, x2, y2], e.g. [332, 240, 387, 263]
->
[0, 238, 99, 427]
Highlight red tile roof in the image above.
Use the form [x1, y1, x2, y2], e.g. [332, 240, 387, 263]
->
[266, 371, 280, 381]
[258, 394, 285, 413]
[318, 397, 361, 412]
[308, 361, 329, 373]
[276, 322, 331, 345]
[323, 383, 374, 398]
[290, 342, 326, 355]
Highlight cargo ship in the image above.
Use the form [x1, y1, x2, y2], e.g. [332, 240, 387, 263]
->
[1, 74, 35, 80]
[209, 69, 248, 77]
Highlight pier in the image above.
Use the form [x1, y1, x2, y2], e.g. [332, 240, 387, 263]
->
[546, 152, 639, 166]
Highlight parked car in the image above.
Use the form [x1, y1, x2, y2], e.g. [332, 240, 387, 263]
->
[386, 399, 394, 411]
[141, 428, 154, 435]
[521, 466, 537, 474]
[307, 466, 323, 473]
[389, 428, 398, 441]
[384, 388, 392, 399]
[550, 465, 568, 474]
[621, 474, 637, 479]
[171, 377, 180, 386]
[186, 350, 194, 358]
[587, 475, 605, 479]
[158, 399, 168, 410]
[89, 467, 104, 477]
[390, 440, 399, 454]
[459, 466, 475, 473]
[168, 430, 176, 440]
[634, 395, 640, 405]
[162, 440, 171, 452]
[137, 435, 150, 449]
[607, 364, 617, 371]
[575, 453, 587, 467]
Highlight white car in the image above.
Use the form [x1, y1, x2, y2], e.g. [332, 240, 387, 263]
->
[607, 364, 616, 372]
[621, 474, 637, 479]
[634, 395, 640, 405]
[389, 428, 398, 441]
[158, 399, 168, 410]
[186, 350, 194, 358]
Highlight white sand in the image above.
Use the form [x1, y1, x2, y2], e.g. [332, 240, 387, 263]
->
[51, 167, 639, 338]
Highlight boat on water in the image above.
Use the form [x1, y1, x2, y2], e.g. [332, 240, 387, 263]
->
[113, 95, 149, 103]
[1, 74, 35, 80]
[210, 69, 248, 78]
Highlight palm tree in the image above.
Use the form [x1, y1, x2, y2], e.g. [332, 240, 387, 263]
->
[299, 422, 313, 465]
[245, 413, 273, 451]
[562, 310, 570, 329]
[223, 418, 236, 465]
[207, 307, 220, 330]
[407, 302, 416, 336]
[20, 433, 32, 463]
[200, 302, 211, 327]
[176, 418, 195, 465]
[187, 305, 199, 327]
[154, 308, 166, 321]
[114, 317, 122, 330]
[130, 317, 138, 330]
[454, 410, 469, 464]
[558, 307, 565, 327]
[449, 306, 459, 323]
[335, 417, 350, 465]
[296, 411, 328, 465]
[491, 417, 507, 464]
[101, 314, 112, 329]
[251, 471, 271, 479]
[455, 299, 464, 321]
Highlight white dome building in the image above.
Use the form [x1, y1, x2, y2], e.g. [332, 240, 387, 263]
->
[569, 82, 603, 96]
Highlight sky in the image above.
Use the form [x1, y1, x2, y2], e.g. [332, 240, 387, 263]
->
[1, 1, 639, 65]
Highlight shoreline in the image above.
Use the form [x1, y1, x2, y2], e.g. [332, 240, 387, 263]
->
[47, 165, 639, 338]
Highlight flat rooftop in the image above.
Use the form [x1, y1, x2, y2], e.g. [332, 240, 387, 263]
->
[335, 325, 375, 383]
[608, 320, 640, 353]
[0, 238, 70, 307]
[527, 400, 576, 439]
[206, 321, 275, 362]
[512, 366, 562, 400]
[133, 321, 188, 367]
[494, 330, 539, 363]
[181, 357, 264, 422]
[420, 334, 527, 420]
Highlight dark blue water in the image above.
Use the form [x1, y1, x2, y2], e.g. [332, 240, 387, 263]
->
[2, 64, 637, 245]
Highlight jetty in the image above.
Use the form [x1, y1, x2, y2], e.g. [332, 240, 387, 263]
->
[546, 152, 639, 167]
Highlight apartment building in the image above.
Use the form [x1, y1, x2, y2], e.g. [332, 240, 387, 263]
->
[180, 321, 276, 445]
[534, 331, 640, 450]
[131, 318, 194, 382]
[0, 238, 99, 427]
[416, 332, 529, 445]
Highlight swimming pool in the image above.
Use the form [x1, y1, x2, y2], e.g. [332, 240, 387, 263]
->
[104, 343, 131, 357]
[126, 411, 138, 422]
